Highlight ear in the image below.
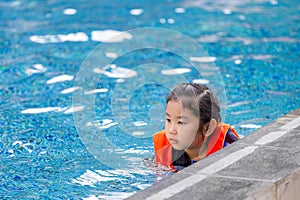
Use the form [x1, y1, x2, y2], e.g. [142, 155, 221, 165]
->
[203, 119, 217, 138]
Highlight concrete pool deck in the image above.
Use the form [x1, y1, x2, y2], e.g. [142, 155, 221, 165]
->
[127, 108, 300, 200]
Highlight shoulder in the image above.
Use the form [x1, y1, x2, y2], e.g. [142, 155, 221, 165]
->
[218, 122, 233, 129]
[153, 130, 169, 150]
[153, 129, 166, 136]
[153, 130, 167, 142]
[219, 122, 240, 140]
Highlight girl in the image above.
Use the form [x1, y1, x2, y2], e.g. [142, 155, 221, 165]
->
[153, 83, 240, 171]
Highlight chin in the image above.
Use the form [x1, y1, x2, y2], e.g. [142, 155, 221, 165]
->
[171, 144, 185, 150]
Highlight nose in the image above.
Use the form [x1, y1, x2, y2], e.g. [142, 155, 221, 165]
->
[168, 122, 177, 135]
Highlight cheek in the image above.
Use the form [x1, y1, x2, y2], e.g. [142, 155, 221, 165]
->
[179, 126, 198, 143]
[186, 130, 198, 142]
[183, 124, 199, 135]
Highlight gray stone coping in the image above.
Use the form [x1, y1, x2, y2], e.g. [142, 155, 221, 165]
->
[126, 108, 300, 200]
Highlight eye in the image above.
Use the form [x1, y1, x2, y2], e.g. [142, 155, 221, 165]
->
[178, 121, 186, 125]
[166, 118, 171, 123]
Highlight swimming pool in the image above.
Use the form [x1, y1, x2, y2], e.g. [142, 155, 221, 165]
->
[1, 0, 299, 199]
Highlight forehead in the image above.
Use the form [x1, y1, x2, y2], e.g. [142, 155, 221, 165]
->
[166, 100, 197, 118]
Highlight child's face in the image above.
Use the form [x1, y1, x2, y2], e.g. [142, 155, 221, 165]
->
[165, 100, 203, 150]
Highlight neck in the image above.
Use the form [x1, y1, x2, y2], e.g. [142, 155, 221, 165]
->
[185, 148, 206, 161]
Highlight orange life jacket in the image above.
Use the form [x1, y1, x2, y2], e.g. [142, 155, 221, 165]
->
[153, 123, 239, 169]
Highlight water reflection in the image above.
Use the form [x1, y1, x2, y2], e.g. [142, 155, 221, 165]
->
[30, 32, 88, 43]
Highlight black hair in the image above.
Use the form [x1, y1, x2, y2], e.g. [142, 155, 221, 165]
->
[166, 83, 221, 132]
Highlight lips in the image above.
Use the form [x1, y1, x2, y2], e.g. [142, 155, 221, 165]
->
[168, 138, 179, 144]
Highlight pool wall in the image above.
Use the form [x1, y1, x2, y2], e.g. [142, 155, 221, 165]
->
[126, 108, 300, 200]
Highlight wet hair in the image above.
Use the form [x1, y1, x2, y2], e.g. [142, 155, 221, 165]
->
[166, 83, 221, 132]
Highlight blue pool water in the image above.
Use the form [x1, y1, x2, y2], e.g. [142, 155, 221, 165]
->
[1, 0, 299, 199]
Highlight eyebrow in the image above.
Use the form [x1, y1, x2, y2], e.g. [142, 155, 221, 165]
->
[166, 112, 189, 119]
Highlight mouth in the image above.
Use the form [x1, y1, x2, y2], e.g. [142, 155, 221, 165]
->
[168, 138, 179, 144]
